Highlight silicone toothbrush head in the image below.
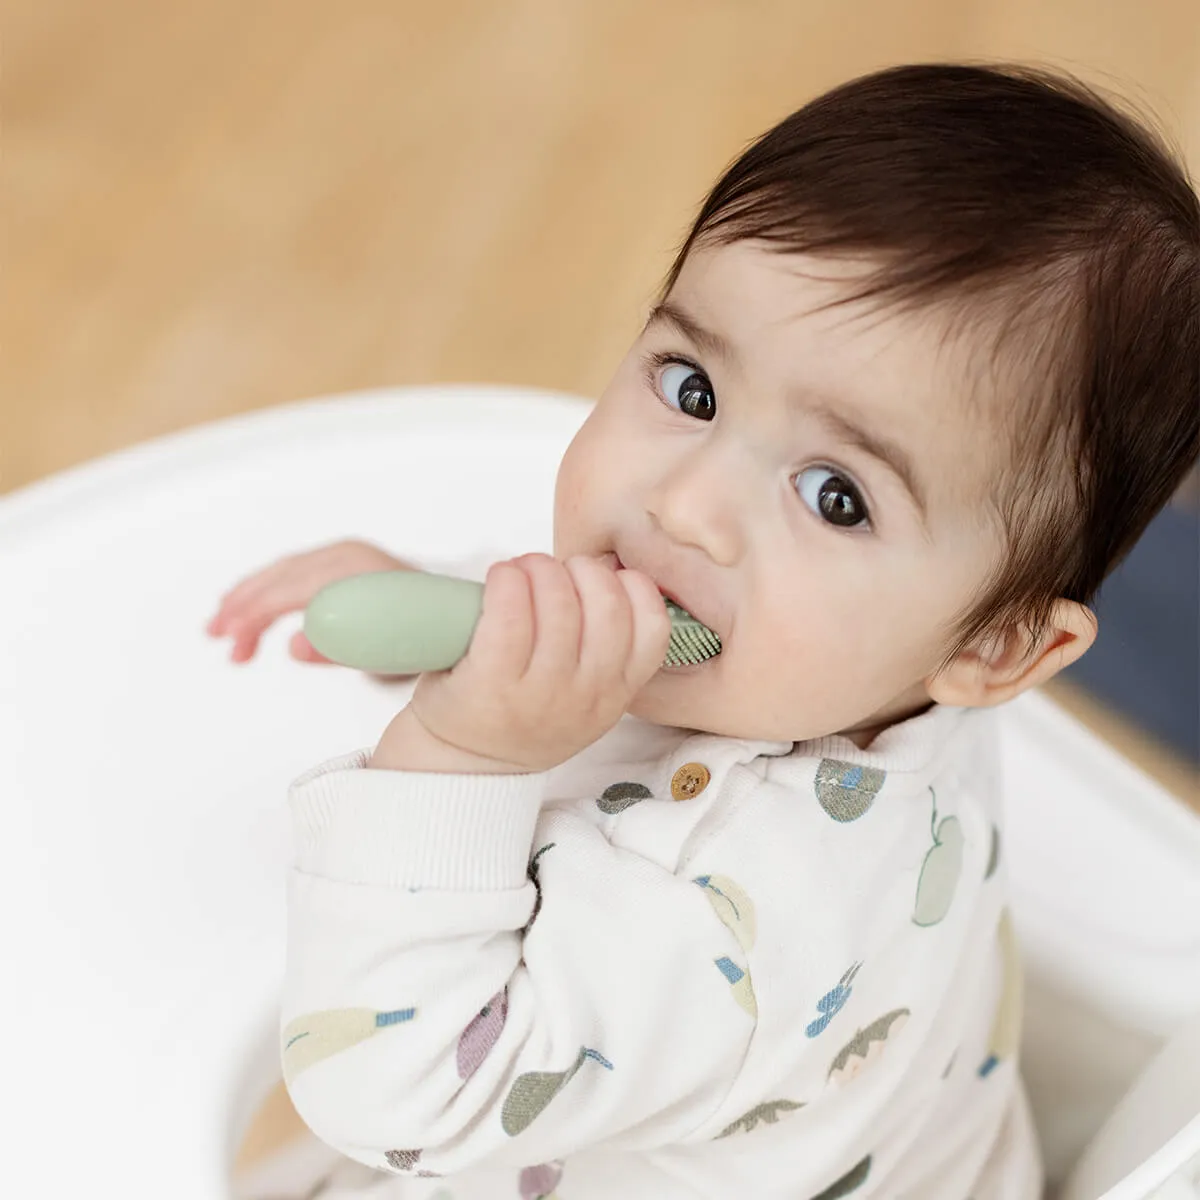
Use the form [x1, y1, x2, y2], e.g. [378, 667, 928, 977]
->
[662, 598, 722, 666]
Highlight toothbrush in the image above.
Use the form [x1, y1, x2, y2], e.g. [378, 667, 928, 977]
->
[303, 569, 722, 675]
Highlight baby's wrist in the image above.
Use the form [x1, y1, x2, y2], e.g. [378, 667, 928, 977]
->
[369, 707, 530, 775]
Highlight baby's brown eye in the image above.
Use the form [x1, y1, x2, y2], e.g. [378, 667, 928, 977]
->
[660, 363, 716, 421]
[796, 466, 871, 530]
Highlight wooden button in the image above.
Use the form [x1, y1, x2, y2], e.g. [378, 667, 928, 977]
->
[670, 762, 711, 801]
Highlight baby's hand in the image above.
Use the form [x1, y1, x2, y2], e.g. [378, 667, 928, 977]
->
[207, 539, 419, 669]
[391, 553, 671, 773]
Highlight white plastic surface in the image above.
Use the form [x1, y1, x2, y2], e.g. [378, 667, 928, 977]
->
[3, 385, 1198, 1200]
[997, 681, 1200, 1183]
[1061, 1012, 1200, 1200]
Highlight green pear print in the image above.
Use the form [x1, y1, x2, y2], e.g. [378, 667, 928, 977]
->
[815, 760, 886, 822]
[716, 1099, 805, 1138]
[913, 788, 964, 927]
[282, 1005, 416, 1082]
[810, 1155, 872, 1198]
[596, 781, 653, 814]
[501, 1046, 614, 1136]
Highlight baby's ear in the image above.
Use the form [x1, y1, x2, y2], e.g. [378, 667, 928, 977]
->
[924, 600, 1097, 709]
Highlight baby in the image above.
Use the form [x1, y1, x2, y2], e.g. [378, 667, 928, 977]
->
[210, 63, 1199, 1200]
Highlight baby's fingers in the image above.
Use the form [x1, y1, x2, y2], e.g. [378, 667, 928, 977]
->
[617, 569, 671, 689]
[568, 556, 634, 681]
[207, 561, 291, 636]
[227, 619, 272, 663]
[521, 554, 584, 682]
[288, 631, 335, 664]
[464, 560, 536, 679]
[210, 560, 335, 657]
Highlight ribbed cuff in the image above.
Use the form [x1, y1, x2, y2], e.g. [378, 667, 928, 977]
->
[288, 749, 547, 890]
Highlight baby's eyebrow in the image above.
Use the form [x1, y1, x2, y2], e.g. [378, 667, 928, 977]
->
[803, 399, 930, 531]
[649, 300, 930, 529]
[648, 301, 738, 366]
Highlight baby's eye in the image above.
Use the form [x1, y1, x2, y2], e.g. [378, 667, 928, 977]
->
[660, 362, 716, 421]
[795, 466, 871, 530]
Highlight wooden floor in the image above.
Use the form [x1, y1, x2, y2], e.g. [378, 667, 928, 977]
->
[4, 0, 1197, 807]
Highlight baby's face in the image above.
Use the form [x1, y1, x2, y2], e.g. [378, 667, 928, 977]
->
[553, 242, 1005, 745]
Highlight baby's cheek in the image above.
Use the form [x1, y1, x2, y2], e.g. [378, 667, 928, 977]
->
[551, 458, 590, 553]
[553, 428, 612, 536]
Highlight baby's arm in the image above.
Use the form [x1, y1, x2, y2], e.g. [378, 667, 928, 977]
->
[280, 553, 742, 1172]
[281, 758, 756, 1176]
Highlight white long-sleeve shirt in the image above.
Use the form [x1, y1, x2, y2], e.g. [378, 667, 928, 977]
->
[281, 700, 1042, 1200]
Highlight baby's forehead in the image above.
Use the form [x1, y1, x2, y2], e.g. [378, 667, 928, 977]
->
[877, 333, 1011, 519]
[784, 285, 1014, 508]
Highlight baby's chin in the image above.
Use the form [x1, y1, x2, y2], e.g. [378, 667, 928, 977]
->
[626, 669, 908, 747]
[625, 672, 712, 734]
[626, 670, 790, 741]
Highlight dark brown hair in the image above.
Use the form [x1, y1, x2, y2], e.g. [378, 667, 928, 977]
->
[662, 63, 1199, 675]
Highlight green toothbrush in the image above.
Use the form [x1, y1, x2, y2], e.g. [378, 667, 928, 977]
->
[303, 569, 722, 675]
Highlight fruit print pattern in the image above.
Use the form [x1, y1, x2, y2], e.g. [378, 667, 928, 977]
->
[814, 760, 886, 822]
[985, 824, 1001, 880]
[282, 1005, 416, 1082]
[913, 788, 964, 927]
[501, 1046, 614, 1136]
[693, 874, 757, 1017]
[596, 781, 653, 814]
[524, 843, 556, 934]
[713, 957, 756, 1016]
[386, 1149, 422, 1171]
[806, 963, 862, 1038]
[458, 987, 508, 1080]
[827, 1009, 911, 1085]
[715, 1098, 805, 1138]
[979, 908, 1022, 1077]
[519, 1161, 564, 1199]
[810, 1155, 872, 1198]
[383, 1148, 440, 1177]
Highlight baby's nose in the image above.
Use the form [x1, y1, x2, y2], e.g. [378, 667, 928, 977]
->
[648, 463, 744, 566]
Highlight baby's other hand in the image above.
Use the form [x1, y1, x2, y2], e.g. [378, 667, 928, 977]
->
[207, 539, 418, 670]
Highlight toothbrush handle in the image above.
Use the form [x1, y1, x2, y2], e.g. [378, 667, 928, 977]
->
[303, 567, 720, 676]
[303, 570, 486, 675]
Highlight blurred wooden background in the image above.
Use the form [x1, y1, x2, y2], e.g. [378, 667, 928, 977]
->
[3, 0, 1197, 803]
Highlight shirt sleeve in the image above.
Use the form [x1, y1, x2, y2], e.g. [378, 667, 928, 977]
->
[280, 751, 757, 1179]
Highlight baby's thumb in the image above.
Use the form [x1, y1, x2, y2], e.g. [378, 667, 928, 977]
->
[289, 631, 335, 664]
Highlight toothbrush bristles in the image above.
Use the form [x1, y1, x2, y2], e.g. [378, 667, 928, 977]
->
[662, 599, 722, 666]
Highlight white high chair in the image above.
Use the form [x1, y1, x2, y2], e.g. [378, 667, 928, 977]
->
[3, 385, 1197, 1200]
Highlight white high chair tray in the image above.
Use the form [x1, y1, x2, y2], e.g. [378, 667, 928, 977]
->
[2, 385, 1198, 1200]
